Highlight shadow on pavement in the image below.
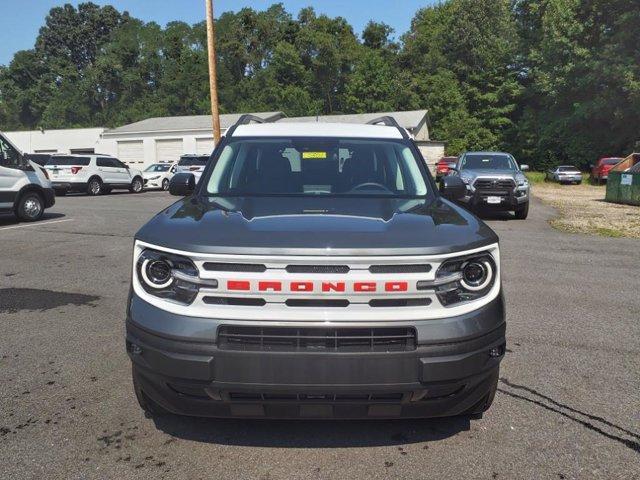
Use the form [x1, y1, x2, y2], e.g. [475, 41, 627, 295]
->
[151, 415, 470, 448]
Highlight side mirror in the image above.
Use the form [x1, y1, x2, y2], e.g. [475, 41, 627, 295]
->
[520, 164, 529, 171]
[439, 175, 467, 201]
[169, 173, 196, 196]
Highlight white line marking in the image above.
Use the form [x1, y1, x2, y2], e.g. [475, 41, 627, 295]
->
[0, 218, 73, 231]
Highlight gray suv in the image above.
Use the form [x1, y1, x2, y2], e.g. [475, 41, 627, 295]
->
[126, 116, 506, 420]
[452, 152, 530, 219]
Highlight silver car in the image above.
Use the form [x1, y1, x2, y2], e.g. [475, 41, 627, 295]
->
[451, 151, 530, 219]
[545, 165, 583, 184]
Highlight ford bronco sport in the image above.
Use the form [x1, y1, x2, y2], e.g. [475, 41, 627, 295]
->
[127, 115, 506, 419]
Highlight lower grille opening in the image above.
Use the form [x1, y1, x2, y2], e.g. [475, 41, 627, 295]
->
[369, 298, 432, 307]
[203, 296, 266, 306]
[227, 392, 406, 403]
[217, 326, 417, 352]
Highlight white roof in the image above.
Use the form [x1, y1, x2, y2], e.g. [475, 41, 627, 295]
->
[233, 122, 405, 139]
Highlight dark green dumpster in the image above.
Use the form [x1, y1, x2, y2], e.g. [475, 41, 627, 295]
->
[606, 171, 640, 206]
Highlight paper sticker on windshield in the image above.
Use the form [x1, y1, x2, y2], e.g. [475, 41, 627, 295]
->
[302, 151, 327, 159]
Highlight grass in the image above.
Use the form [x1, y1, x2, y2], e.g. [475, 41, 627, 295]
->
[531, 180, 640, 238]
[525, 171, 546, 184]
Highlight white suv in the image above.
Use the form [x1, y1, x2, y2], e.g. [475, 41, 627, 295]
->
[45, 154, 144, 196]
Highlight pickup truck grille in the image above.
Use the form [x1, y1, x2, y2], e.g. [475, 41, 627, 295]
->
[217, 326, 417, 352]
[473, 178, 515, 190]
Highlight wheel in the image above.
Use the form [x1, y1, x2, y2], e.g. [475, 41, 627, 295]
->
[87, 177, 102, 196]
[463, 371, 498, 418]
[132, 367, 170, 417]
[162, 178, 170, 191]
[130, 177, 143, 193]
[15, 192, 44, 221]
[514, 201, 529, 219]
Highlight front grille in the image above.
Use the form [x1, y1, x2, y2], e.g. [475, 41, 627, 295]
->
[217, 326, 417, 352]
[474, 178, 515, 190]
[369, 264, 432, 273]
[203, 296, 266, 306]
[286, 265, 350, 274]
[203, 262, 266, 272]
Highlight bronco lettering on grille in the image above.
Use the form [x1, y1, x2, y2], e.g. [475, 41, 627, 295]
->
[226, 280, 409, 293]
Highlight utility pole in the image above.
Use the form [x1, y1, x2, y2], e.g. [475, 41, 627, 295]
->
[205, 0, 221, 144]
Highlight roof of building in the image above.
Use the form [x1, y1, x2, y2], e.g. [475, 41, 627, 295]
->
[282, 110, 428, 132]
[103, 110, 429, 137]
[233, 122, 405, 139]
[102, 112, 285, 135]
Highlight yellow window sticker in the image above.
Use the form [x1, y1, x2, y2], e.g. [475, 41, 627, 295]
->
[302, 151, 327, 159]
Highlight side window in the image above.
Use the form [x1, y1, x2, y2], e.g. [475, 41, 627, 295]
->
[0, 136, 21, 167]
[113, 158, 127, 169]
[97, 157, 111, 167]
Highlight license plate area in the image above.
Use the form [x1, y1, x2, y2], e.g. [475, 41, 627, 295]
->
[486, 196, 503, 204]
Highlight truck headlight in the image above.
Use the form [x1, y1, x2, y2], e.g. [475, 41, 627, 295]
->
[434, 253, 496, 306]
[136, 249, 203, 304]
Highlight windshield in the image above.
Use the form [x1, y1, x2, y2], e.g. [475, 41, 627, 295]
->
[602, 158, 621, 165]
[461, 154, 516, 171]
[203, 137, 429, 197]
[179, 156, 208, 166]
[46, 156, 91, 166]
[145, 164, 170, 172]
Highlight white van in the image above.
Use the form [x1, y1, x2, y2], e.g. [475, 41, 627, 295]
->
[0, 132, 55, 221]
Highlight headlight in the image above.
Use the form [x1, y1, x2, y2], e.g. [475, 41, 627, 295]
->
[136, 249, 215, 304]
[459, 172, 473, 184]
[148, 175, 160, 180]
[516, 173, 528, 187]
[433, 252, 497, 306]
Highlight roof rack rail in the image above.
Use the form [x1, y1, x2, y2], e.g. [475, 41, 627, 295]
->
[226, 114, 280, 138]
[366, 116, 409, 139]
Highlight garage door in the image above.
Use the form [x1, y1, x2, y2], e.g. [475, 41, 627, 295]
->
[156, 139, 183, 163]
[117, 141, 144, 165]
[196, 138, 215, 156]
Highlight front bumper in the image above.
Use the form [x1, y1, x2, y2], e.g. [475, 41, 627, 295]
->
[126, 292, 506, 418]
[52, 181, 88, 192]
[459, 187, 528, 209]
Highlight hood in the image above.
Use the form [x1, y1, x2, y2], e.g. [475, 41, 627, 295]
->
[135, 195, 498, 255]
[142, 171, 164, 179]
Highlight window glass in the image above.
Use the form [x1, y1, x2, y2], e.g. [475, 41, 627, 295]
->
[0, 136, 22, 167]
[204, 138, 429, 197]
[97, 157, 114, 167]
[47, 156, 91, 166]
[461, 154, 516, 170]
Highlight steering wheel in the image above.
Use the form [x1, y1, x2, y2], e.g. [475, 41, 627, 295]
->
[348, 182, 393, 194]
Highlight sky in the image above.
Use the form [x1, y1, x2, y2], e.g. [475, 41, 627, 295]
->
[0, 0, 437, 66]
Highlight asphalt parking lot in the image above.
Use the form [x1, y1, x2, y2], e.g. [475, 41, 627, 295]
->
[1, 192, 639, 479]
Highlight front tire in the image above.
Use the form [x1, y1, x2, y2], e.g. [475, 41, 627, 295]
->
[514, 201, 529, 219]
[87, 177, 102, 196]
[162, 178, 170, 191]
[130, 177, 143, 193]
[16, 192, 44, 222]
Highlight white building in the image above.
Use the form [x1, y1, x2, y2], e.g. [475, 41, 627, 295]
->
[3, 110, 445, 169]
[98, 110, 445, 169]
[4, 127, 105, 155]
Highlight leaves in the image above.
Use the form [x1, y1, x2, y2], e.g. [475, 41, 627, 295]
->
[0, 1, 638, 170]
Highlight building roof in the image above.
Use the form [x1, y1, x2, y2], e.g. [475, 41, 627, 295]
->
[102, 110, 430, 138]
[282, 110, 429, 132]
[102, 112, 285, 135]
[233, 122, 404, 139]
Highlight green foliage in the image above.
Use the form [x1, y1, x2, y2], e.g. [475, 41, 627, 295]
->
[0, 0, 638, 171]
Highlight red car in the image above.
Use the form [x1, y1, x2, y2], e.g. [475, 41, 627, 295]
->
[590, 157, 622, 184]
[436, 156, 458, 178]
